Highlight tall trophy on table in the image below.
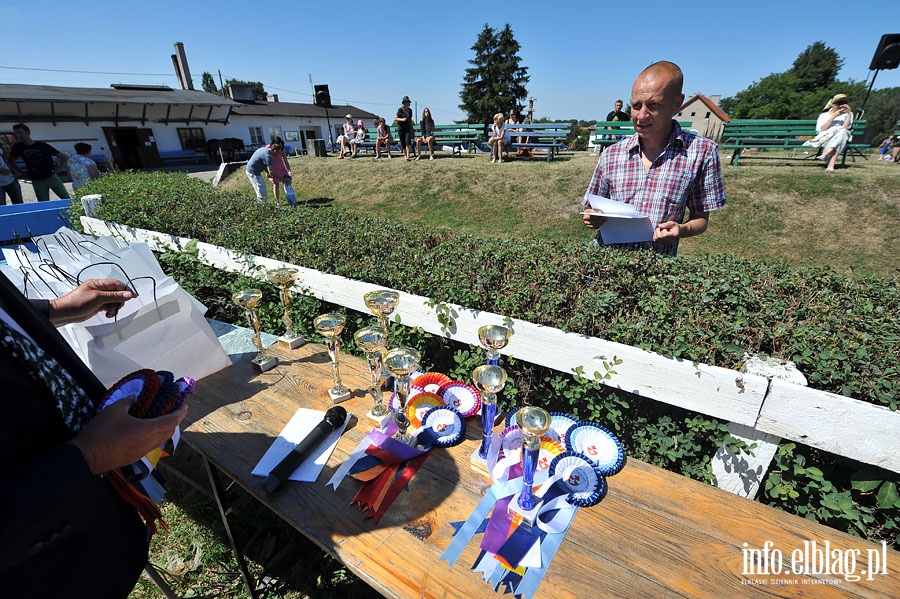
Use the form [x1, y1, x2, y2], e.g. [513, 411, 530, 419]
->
[470, 364, 507, 474]
[383, 346, 420, 445]
[232, 289, 278, 372]
[266, 267, 305, 349]
[510, 406, 552, 525]
[364, 290, 400, 346]
[314, 313, 351, 403]
[353, 326, 392, 428]
[478, 324, 512, 366]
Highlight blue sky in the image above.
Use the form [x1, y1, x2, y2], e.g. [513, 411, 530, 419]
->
[1, 1, 897, 122]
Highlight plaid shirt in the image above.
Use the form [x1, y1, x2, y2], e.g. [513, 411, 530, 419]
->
[583, 121, 726, 256]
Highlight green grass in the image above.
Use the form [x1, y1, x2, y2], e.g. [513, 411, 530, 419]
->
[136, 148, 900, 598]
[220, 149, 900, 278]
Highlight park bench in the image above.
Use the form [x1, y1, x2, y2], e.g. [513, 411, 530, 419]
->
[721, 118, 868, 166]
[160, 149, 205, 167]
[508, 122, 571, 162]
[590, 121, 693, 150]
[355, 124, 483, 157]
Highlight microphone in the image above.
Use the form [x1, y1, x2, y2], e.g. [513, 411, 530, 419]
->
[262, 406, 347, 496]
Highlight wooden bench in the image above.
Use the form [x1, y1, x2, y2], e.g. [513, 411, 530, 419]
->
[508, 123, 571, 162]
[160, 149, 205, 166]
[721, 119, 868, 166]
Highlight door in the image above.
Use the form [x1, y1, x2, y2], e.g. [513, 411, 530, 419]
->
[102, 127, 127, 170]
[136, 128, 163, 168]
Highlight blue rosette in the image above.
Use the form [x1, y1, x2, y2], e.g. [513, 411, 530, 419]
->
[564, 422, 625, 476]
[548, 412, 578, 443]
[416, 405, 466, 448]
[504, 406, 522, 428]
[548, 451, 607, 507]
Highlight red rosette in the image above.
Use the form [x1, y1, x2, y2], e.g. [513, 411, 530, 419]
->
[407, 392, 445, 428]
[411, 371, 453, 393]
[438, 381, 482, 418]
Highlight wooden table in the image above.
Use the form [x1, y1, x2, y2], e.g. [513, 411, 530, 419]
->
[182, 341, 900, 599]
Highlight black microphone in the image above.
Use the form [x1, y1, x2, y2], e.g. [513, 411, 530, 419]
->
[262, 406, 347, 496]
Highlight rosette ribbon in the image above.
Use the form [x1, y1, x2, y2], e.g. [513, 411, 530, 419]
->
[327, 407, 465, 524]
[97, 368, 194, 537]
[441, 415, 620, 599]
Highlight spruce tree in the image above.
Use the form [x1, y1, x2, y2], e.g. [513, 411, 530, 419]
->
[459, 24, 530, 129]
[201, 72, 219, 95]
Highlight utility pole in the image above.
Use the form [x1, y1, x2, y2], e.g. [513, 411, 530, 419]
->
[528, 97, 535, 123]
[218, 70, 225, 97]
[309, 74, 315, 103]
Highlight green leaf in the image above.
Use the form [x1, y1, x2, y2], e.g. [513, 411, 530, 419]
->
[876, 481, 900, 509]
[850, 471, 883, 493]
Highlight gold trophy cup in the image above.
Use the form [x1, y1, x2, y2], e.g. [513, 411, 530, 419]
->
[470, 364, 508, 475]
[232, 289, 278, 372]
[314, 313, 351, 403]
[266, 267, 305, 349]
[478, 324, 512, 366]
[510, 406, 552, 525]
[363, 290, 400, 344]
[354, 326, 392, 428]
[383, 346, 421, 445]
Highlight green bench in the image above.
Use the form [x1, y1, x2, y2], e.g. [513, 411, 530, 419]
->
[590, 120, 693, 150]
[355, 123, 484, 156]
[508, 122, 571, 162]
[721, 119, 868, 166]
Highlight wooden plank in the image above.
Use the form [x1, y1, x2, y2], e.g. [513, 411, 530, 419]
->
[183, 341, 900, 599]
[81, 217, 769, 427]
[758, 381, 900, 473]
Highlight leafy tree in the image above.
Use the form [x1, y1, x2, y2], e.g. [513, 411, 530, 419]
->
[790, 42, 842, 92]
[863, 86, 900, 141]
[459, 24, 530, 129]
[720, 42, 864, 121]
[201, 72, 219, 95]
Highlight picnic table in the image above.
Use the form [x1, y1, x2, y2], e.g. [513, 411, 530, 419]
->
[181, 340, 900, 599]
[508, 123, 571, 162]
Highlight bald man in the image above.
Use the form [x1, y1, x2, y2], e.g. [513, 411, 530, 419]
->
[582, 61, 725, 256]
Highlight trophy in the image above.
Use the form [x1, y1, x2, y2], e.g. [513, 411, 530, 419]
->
[363, 290, 400, 344]
[470, 364, 507, 474]
[232, 289, 277, 372]
[478, 324, 512, 366]
[266, 267, 305, 349]
[383, 346, 421, 445]
[314, 313, 351, 403]
[353, 326, 392, 428]
[511, 406, 552, 525]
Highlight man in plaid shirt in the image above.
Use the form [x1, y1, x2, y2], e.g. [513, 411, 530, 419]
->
[582, 61, 725, 257]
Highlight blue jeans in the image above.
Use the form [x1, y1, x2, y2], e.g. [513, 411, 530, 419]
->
[245, 170, 267, 201]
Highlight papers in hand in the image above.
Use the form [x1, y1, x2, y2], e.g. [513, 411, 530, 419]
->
[581, 193, 654, 245]
[251, 407, 347, 482]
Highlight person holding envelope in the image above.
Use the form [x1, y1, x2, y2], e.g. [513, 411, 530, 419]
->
[0, 273, 188, 598]
[581, 61, 725, 257]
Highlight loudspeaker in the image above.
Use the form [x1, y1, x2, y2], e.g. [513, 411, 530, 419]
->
[869, 34, 900, 70]
[314, 84, 332, 107]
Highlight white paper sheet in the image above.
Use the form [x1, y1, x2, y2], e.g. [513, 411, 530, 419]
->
[251, 407, 348, 482]
[582, 193, 655, 244]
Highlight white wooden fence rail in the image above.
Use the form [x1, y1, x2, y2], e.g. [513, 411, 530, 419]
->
[82, 218, 900, 487]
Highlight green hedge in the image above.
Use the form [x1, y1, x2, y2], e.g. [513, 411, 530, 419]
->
[71, 172, 900, 548]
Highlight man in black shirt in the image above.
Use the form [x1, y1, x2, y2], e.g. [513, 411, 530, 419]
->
[604, 100, 631, 140]
[8, 123, 70, 201]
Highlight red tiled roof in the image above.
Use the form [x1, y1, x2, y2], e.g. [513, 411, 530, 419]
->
[681, 94, 730, 123]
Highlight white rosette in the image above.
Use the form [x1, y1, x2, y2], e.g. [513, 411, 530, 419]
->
[565, 422, 625, 476]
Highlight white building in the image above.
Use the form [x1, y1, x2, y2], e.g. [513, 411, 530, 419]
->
[0, 82, 377, 169]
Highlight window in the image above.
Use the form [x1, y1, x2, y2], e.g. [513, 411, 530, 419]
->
[249, 127, 264, 145]
[705, 112, 711, 119]
[690, 111, 696, 117]
[268, 126, 283, 143]
[177, 127, 206, 151]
